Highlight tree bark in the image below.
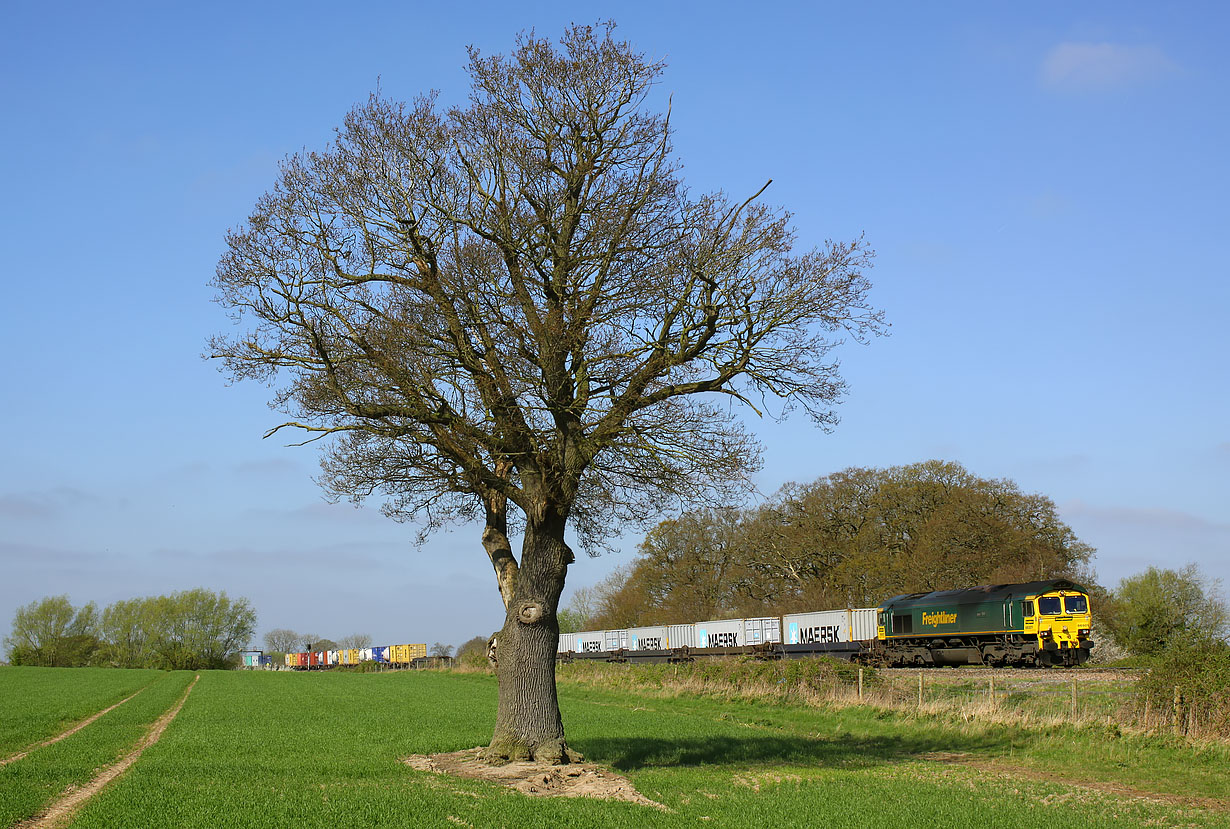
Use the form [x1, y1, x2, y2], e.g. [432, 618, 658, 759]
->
[484, 510, 580, 765]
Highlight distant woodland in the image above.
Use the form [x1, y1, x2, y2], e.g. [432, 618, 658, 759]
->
[4, 589, 255, 670]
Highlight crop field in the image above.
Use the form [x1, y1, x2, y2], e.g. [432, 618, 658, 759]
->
[0, 670, 193, 826]
[0, 667, 163, 757]
[1, 666, 1227, 828]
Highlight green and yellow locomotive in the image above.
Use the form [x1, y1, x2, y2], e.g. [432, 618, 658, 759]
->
[871, 579, 1093, 667]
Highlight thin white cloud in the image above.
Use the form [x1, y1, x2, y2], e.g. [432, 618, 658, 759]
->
[0, 486, 107, 520]
[231, 457, 305, 478]
[1041, 42, 1176, 91]
[1059, 499, 1230, 589]
[1063, 499, 1229, 533]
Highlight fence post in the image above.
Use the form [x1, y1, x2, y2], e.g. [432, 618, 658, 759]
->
[1071, 676, 1077, 719]
[1173, 686, 1182, 735]
[989, 676, 995, 703]
[917, 672, 923, 709]
[858, 668, 864, 702]
[1143, 694, 1151, 730]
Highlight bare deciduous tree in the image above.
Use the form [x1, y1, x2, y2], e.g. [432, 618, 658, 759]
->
[337, 633, 373, 650]
[211, 23, 883, 763]
[263, 628, 302, 653]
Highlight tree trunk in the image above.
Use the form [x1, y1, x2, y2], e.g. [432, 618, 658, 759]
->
[484, 511, 580, 765]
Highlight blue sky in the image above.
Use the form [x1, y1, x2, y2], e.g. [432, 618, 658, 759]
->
[2, 2, 1227, 651]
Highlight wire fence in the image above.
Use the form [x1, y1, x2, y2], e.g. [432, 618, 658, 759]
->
[551, 660, 1230, 740]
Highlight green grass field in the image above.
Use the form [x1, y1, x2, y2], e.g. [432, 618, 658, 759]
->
[0, 670, 193, 826]
[1, 667, 1227, 828]
[0, 667, 163, 757]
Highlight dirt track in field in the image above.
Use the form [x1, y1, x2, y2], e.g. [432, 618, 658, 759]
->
[0, 687, 150, 767]
[15, 674, 199, 829]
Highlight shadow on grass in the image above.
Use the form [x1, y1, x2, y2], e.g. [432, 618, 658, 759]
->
[577, 730, 1013, 772]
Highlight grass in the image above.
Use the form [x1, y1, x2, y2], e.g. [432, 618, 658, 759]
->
[54, 669, 1230, 828]
[557, 659, 1144, 733]
[0, 666, 163, 756]
[0, 670, 194, 826]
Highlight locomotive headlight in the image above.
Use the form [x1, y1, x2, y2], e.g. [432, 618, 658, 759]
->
[1040, 630, 1052, 638]
[1079, 629, 1090, 636]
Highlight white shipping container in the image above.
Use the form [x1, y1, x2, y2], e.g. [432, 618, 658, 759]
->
[572, 630, 606, 653]
[666, 624, 696, 649]
[603, 629, 629, 651]
[626, 625, 669, 651]
[694, 618, 744, 648]
[743, 617, 782, 645]
[693, 617, 782, 648]
[360, 648, 374, 662]
[783, 608, 878, 644]
[850, 608, 877, 641]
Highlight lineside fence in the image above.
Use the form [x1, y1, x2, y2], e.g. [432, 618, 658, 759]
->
[552, 659, 1228, 741]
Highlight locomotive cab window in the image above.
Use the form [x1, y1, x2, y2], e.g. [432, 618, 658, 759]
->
[1064, 595, 1088, 614]
[1023, 600, 1035, 617]
[1038, 597, 1062, 615]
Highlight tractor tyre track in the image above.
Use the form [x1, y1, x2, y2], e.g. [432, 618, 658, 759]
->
[0, 686, 152, 768]
[919, 752, 1229, 814]
[15, 674, 200, 829]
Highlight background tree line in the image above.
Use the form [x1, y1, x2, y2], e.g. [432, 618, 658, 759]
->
[4, 589, 256, 670]
[261, 629, 373, 660]
[566, 460, 1096, 629]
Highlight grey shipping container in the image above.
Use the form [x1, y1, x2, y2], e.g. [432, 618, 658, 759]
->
[743, 616, 782, 645]
[571, 630, 607, 653]
[625, 625, 669, 651]
[603, 629, 629, 651]
[782, 608, 878, 644]
[665, 623, 696, 649]
[694, 618, 741, 648]
[694, 617, 782, 648]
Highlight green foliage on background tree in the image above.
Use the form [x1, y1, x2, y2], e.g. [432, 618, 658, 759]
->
[456, 636, 491, 669]
[5, 589, 256, 670]
[5, 596, 102, 667]
[555, 608, 589, 635]
[1105, 564, 1228, 657]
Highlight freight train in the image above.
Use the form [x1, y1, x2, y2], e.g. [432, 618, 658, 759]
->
[558, 579, 1094, 667]
[239, 643, 429, 670]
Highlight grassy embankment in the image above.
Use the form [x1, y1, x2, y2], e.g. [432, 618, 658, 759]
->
[56, 668, 1230, 828]
[0, 670, 194, 826]
[555, 658, 1143, 732]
